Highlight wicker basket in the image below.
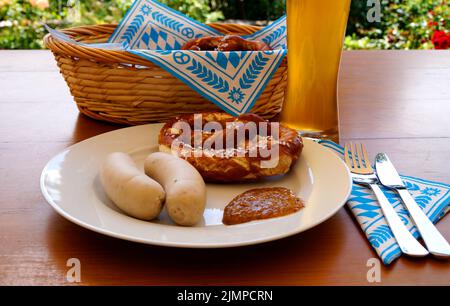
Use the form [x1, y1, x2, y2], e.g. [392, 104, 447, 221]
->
[44, 23, 287, 125]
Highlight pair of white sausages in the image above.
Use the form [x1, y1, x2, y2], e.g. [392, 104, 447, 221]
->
[100, 152, 206, 226]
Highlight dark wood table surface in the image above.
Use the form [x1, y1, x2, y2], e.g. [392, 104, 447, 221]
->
[0, 50, 449, 285]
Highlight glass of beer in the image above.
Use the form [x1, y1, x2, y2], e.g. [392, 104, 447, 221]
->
[281, 0, 351, 143]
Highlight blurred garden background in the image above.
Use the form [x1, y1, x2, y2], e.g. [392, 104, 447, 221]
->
[0, 0, 448, 49]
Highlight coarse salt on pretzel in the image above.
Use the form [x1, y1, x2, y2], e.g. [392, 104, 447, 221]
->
[158, 112, 303, 182]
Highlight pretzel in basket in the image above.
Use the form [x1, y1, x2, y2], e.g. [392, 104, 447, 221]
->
[181, 35, 272, 51]
[158, 112, 303, 182]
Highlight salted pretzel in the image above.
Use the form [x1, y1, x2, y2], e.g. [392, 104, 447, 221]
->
[158, 113, 303, 182]
[181, 35, 272, 51]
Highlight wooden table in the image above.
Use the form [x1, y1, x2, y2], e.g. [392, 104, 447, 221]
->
[0, 51, 449, 285]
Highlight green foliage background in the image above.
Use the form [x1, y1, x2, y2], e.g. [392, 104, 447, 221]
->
[0, 0, 448, 49]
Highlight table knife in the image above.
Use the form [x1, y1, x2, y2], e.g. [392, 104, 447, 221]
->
[375, 153, 450, 258]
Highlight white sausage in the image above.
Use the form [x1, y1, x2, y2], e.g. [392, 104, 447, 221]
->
[100, 152, 165, 220]
[144, 152, 206, 226]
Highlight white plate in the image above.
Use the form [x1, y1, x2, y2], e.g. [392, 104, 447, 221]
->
[40, 124, 352, 248]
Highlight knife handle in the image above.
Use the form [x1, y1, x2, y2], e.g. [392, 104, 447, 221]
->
[370, 184, 429, 257]
[397, 189, 450, 258]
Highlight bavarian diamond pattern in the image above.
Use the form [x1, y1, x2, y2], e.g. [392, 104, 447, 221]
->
[319, 140, 450, 265]
[129, 48, 286, 115]
[136, 25, 183, 50]
[109, 0, 221, 48]
[107, 0, 288, 115]
[205, 52, 245, 73]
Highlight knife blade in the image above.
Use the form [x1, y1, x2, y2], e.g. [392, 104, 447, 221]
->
[375, 153, 450, 258]
[374, 153, 405, 188]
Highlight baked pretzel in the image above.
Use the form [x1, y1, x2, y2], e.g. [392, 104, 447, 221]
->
[182, 36, 222, 51]
[181, 35, 272, 51]
[158, 113, 303, 182]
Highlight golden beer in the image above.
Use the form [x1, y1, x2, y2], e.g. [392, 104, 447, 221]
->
[281, 0, 351, 142]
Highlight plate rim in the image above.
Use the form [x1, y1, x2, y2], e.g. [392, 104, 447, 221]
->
[40, 125, 352, 248]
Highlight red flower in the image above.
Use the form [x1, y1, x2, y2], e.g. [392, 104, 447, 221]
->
[427, 21, 438, 28]
[432, 31, 450, 49]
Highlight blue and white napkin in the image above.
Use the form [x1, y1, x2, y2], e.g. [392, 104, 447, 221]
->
[107, 0, 287, 115]
[319, 140, 450, 265]
[46, 0, 287, 116]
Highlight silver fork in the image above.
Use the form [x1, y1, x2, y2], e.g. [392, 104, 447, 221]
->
[344, 142, 429, 257]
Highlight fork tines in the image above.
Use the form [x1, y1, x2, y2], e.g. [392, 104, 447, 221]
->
[344, 142, 373, 174]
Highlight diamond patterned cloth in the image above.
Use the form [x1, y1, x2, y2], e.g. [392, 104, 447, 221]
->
[319, 140, 450, 264]
[107, 0, 288, 115]
[46, 0, 288, 115]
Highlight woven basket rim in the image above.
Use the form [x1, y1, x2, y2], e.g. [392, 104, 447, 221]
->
[43, 23, 287, 67]
[46, 23, 287, 125]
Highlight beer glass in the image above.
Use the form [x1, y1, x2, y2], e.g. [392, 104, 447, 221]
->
[281, 0, 351, 142]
